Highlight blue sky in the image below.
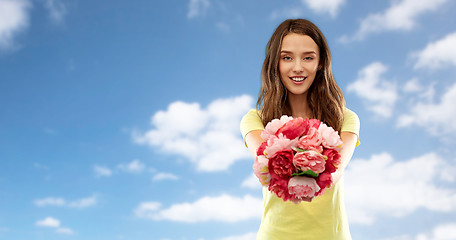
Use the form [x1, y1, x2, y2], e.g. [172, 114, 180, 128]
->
[1, 0, 456, 239]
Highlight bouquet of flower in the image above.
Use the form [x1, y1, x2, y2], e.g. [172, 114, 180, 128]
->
[253, 116, 343, 204]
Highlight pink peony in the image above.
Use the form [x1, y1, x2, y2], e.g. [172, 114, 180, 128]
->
[261, 115, 294, 140]
[253, 155, 271, 186]
[264, 133, 297, 158]
[293, 150, 326, 174]
[297, 126, 322, 152]
[315, 172, 333, 196]
[288, 176, 320, 201]
[269, 178, 294, 201]
[276, 117, 307, 140]
[268, 150, 295, 179]
[322, 149, 341, 174]
[307, 119, 321, 130]
[318, 123, 343, 149]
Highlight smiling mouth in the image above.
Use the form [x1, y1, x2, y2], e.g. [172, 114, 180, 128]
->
[290, 77, 307, 82]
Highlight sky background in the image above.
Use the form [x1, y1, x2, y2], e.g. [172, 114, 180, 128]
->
[1, 0, 456, 239]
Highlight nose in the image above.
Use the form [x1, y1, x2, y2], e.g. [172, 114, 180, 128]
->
[292, 59, 304, 73]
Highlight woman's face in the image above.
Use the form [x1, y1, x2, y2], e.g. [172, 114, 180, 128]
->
[279, 33, 320, 97]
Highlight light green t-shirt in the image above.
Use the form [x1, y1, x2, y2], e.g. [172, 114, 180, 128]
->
[240, 108, 360, 240]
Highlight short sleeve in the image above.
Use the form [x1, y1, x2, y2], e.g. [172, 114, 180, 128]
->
[341, 108, 361, 146]
[240, 109, 265, 140]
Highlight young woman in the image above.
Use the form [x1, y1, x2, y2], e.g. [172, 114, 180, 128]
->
[240, 19, 360, 239]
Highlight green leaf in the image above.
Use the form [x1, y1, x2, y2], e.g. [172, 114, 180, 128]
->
[296, 147, 305, 152]
[291, 169, 318, 178]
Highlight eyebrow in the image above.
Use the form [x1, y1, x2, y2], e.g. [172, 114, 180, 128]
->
[280, 50, 317, 55]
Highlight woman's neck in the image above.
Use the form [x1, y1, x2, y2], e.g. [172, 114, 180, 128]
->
[287, 93, 311, 119]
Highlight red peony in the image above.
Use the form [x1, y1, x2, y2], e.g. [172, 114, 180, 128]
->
[269, 178, 294, 201]
[315, 172, 333, 196]
[268, 150, 295, 179]
[322, 149, 341, 174]
[257, 141, 268, 156]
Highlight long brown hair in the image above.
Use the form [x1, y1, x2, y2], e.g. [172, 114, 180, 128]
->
[257, 19, 345, 132]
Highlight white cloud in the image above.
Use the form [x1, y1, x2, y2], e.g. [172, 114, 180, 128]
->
[216, 22, 230, 33]
[380, 234, 419, 240]
[96, 160, 148, 176]
[345, 152, 456, 225]
[0, 0, 30, 51]
[187, 0, 210, 19]
[152, 172, 179, 181]
[341, 0, 449, 42]
[402, 78, 436, 104]
[413, 32, 456, 70]
[34, 162, 49, 170]
[218, 232, 257, 240]
[403, 78, 422, 93]
[403, 78, 436, 103]
[397, 83, 456, 136]
[301, 0, 345, 17]
[36, 217, 60, 227]
[34, 197, 65, 207]
[271, 0, 345, 20]
[134, 95, 253, 172]
[56, 227, 74, 235]
[426, 222, 456, 240]
[117, 159, 146, 174]
[347, 62, 398, 118]
[380, 222, 456, 240]
[43, 127, 58, 135]
[43, 0, 67, 24]
[67, 195, 97, 208]
[35, 217, 75, 235]
[135, 201, 162, 213]
[135, 194, 262, 223]
[94, 165, 112, 177]
[34, 195, 97, 208]
[271, 0, 344, 20]
[270, 6, 304, 20]
[241, 173, 261, 189]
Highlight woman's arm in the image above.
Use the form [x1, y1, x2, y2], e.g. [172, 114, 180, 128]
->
[332, 131, 358, 184]
[244, 130, 264, 158]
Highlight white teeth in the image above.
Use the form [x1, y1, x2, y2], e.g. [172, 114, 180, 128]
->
[291, 77, 305, 82]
